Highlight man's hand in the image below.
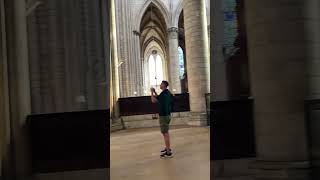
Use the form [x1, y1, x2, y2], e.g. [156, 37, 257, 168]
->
[150, 87, 155, 93]
[150, 87, 158, 103]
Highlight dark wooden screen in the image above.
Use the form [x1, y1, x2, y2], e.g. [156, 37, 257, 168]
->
[306, 99, 320, 179]
[118, 93, 190, 116]
[211, 99, 256, 160]
[27, 109, 109, 173]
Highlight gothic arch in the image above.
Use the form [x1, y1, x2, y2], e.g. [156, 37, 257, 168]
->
[136, 0, 170, 31]
[144, 43, 168, 81]
[173, 0, 210, 27]
[142, 36, 166, 56]
[143, 46, 168, 93]
[144, 46, 165, 63]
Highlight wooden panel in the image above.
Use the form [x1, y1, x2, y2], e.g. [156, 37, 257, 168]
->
[27, 109, 109, 173]
[118, 93, 190, 116]
[306, 99, 320, 179]
[211, 99, 256, 160]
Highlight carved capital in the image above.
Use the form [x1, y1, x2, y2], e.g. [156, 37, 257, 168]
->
[167, 27, 179, 33]
[133, 30, 140, 36]
[167, 27, 179, 39]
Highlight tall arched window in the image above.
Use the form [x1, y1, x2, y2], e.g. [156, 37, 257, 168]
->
[178, 46, 185, 79]
[148, 54, 163, 87]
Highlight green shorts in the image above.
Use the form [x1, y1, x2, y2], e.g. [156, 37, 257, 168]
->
[159, 115, 171, 134]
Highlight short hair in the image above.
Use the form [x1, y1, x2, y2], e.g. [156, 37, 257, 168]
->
[162, 80, 169, 87]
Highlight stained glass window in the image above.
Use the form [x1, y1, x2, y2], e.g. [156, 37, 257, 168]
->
[223, 0, 239, 60]
[178, 46, 185, 79]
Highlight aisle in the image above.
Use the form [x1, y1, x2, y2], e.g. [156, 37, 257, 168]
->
[111, 127, 210, 180]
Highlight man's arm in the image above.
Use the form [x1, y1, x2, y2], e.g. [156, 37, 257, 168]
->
[150, 88, 158, 103]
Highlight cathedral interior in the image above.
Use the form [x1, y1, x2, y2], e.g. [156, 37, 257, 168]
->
[1, 0, 320, 180]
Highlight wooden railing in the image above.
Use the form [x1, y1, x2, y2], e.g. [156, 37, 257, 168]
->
[118, 93, 190, 116]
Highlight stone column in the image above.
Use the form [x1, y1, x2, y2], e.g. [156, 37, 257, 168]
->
[116, 0, 130, 97]
[11, 0, 32, 178]
[101, 0, 110, 110]
[0, 0, 11, 176]
[211, 0, 227, 176]
[167, 27, 181, 94]
[111, 0, 120, 118]
[245, 0, 310, 179]
[305, 1, 320, 178]
[183, 0, 210, 126]
[211, 0, 228, 101]
[306, 0, 320, 100]
[133, 30, 143, 96]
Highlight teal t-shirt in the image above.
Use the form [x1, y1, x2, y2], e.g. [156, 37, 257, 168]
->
[156, 89, 174, 116]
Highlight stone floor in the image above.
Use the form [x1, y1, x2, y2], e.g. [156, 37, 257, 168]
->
[110, 126, 210, 180]
[34, 169, 108, 180]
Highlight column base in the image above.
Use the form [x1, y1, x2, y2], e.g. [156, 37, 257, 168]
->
[187, 112, 208, 126]
[249, 160, 311, 180]
[212, 159, 256, 180]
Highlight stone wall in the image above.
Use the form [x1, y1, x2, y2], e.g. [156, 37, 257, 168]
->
[27, 0, 108, 114]
[0, 0, 9, 175]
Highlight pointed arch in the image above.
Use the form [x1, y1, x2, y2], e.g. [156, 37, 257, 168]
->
[173, 0, 210, 27]
[142, 36, 166, 56]
[136, 0, 170, 30]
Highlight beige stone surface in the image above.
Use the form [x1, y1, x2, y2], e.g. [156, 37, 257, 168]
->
[110, 127, 210, 180]
[246, 0, 309, 162]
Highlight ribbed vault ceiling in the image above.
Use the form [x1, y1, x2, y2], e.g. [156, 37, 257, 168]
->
[140, 3, 167, 56]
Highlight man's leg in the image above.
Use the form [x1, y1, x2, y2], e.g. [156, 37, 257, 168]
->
[163, 132, 171, 150]
[160, 116, 173, 158]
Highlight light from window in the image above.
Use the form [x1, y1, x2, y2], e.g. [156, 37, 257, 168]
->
[149, 55, 163, 86]
[178, 47, 185, 79]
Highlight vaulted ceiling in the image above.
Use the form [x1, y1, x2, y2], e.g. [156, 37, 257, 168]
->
[140, 3, 167, 57]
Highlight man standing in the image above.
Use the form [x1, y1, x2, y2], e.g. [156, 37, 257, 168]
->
[151, 81, 174, 158]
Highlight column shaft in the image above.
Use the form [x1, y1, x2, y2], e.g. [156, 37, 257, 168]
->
[245, 0, 310, 179]
[211, 0, 228, 101]
[12, 0, 32, 177]
[167, 27, 181, 93]
[183, 0, 210, 125]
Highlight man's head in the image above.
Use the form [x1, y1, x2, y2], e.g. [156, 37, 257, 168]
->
[160, 80, 169, 90]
